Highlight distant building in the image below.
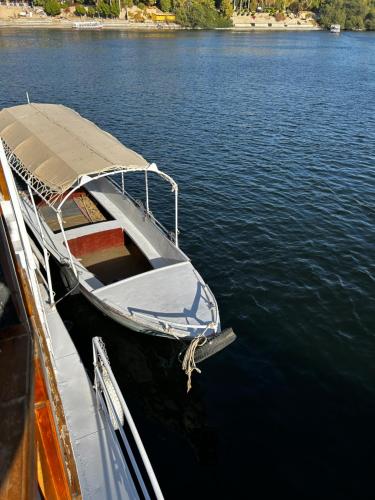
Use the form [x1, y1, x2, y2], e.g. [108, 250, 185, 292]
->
[152, 12, 176, 23]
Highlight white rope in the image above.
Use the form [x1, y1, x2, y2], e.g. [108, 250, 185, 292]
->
[182, 333, 207, 393]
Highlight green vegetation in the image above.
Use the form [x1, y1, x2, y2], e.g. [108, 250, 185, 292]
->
[159, 0, 172, 11]
[35, 0, 375, 30]
[74, 4, 86, 15]
[94, 0, 120, 17]
[173, 0, 233, 27]
[319, 0, 375, 30]
[44, 0, 61, 16]
[87, 6, 97, 16]
[220, 0, 234, 18]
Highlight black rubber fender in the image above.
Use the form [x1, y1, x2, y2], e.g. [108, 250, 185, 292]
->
[195, 328, 236, 364]
[59, 265, 80, 294]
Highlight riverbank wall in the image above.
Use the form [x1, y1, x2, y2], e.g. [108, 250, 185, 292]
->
[0, 19, 181, 30]
[231, 12, 320, 31]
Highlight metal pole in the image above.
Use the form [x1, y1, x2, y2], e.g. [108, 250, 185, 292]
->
[121, 172, 125, 195]
[57, 211, 78, 278]
[28, 185, 54, 306]
[145, 169, 149, 213]
[174, 186, 179, 247]
[93, 339, 99, 408]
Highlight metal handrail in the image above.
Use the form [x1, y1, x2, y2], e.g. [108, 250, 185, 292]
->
[92, 337, 164, 500]
[109, 177, 173, 240]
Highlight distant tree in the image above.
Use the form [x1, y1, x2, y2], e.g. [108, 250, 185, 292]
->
[345, 13, 365, 28]
[320, 0, 346, 27]
[97, 0, 111, 16]
[87, 5, 97, 15]
[319, 0, 374, 29]
[44, 0, 61, 15]
[75, 4, 86, 15]
[174, 0, 232, 27]
[365, 8, 375, 29]
[159, 0, 172, 11]
[219, 0, 234, 17]
[110, 1, 120, 17]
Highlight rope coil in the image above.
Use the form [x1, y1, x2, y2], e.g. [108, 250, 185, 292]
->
[182, 334, 207, 393]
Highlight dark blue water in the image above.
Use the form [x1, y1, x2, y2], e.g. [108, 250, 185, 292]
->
[1, 29, 375, 499]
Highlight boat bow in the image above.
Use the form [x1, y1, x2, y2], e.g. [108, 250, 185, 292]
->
[92, 261, 220, 339]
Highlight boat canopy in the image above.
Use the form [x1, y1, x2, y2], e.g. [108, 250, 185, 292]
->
[0, 103, 150, 205]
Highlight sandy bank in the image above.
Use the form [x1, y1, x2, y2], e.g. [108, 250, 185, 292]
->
[0, 18, 182, 30]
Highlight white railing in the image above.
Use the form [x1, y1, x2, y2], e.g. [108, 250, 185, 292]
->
[109, 177, 178, 244]
[92, 337, 164, 500]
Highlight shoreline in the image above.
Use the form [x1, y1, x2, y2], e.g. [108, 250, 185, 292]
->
[225, 25, 321, 31]
[0, 19, 182, 30]
[0, 19, 322, 31]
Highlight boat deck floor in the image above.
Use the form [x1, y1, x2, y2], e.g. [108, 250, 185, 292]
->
[39, 194, 107, 232]
[82, 244, 151, 285]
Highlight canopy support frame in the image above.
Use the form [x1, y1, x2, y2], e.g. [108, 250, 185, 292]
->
[27, 185, 55, 307]
[56, 211, 78, 279]
[56, 165, 179, 247]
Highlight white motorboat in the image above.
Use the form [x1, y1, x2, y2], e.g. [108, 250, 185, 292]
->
[330, 24, 341, 33]
[0, 103, 235, 364]
[72, 21, 104, 29]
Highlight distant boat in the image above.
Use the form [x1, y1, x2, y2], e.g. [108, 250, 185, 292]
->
[330, 24, 340, 33]
[72, 21, 104, 30]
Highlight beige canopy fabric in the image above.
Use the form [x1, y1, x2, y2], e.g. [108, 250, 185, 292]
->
[0, 103, 149, 196]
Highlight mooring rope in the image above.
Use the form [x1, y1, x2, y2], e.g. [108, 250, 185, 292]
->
[182, 333, 208, 393]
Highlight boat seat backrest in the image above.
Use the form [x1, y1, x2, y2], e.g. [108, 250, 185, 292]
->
[67, 228, 124, 258]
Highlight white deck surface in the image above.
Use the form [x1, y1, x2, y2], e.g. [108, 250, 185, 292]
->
[94, 261, 214, 331]
[44, 299, 140, 499]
